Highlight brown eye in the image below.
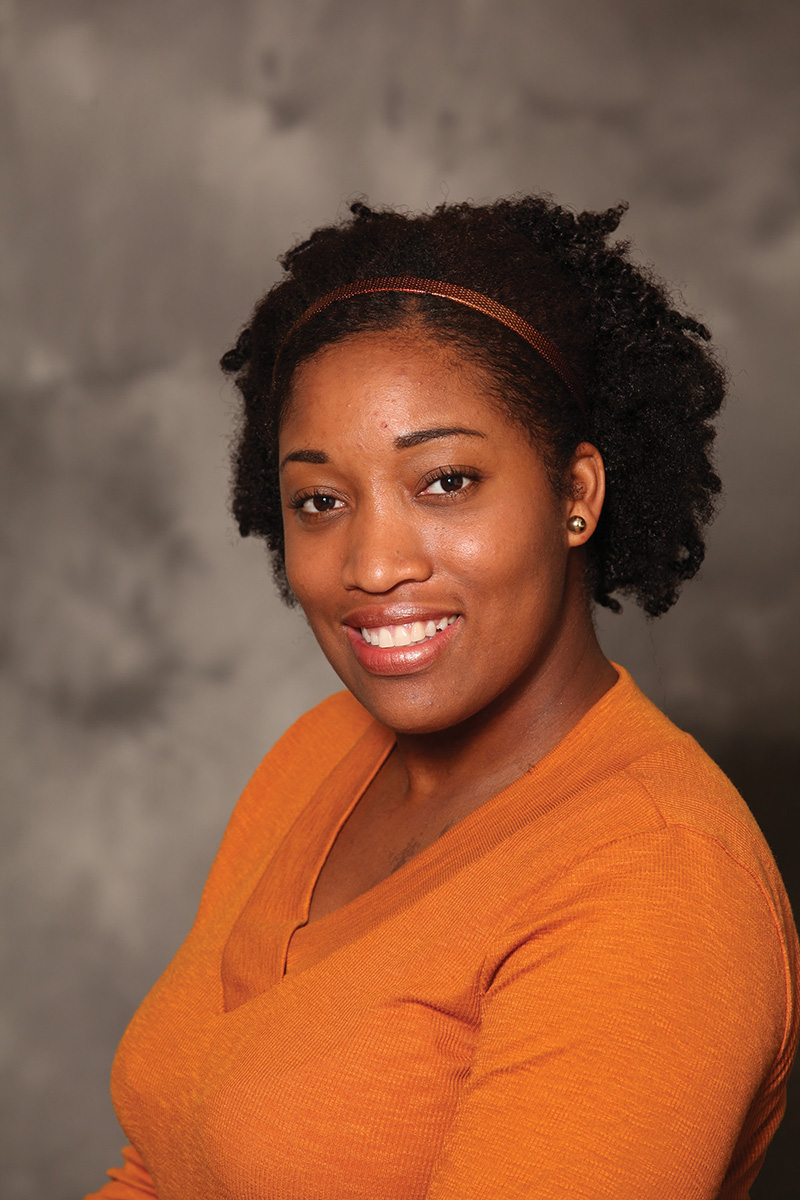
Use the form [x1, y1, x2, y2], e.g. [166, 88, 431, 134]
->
[299, 493, 343, 513]
[422, 473, 469, 495]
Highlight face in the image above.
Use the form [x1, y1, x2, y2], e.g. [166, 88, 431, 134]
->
[279, 332, 587, 735]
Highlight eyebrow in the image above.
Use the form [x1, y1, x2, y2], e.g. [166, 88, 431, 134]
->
[279, 448, 329, 470]
[393, 425, 487, 450]
[279, 426, 486, 471]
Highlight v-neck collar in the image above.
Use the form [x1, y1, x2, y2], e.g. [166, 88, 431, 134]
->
[221, 720, 394, 1010]
[222, 667, 658, 1007]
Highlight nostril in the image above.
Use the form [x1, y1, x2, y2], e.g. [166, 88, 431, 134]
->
[341, 535, 433, 592]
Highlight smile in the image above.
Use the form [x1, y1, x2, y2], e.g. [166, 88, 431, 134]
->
[344, 615, 461, 677]
[360, 617, 458, 648]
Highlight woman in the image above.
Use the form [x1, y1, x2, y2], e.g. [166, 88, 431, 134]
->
[88, 197, 798, 1199]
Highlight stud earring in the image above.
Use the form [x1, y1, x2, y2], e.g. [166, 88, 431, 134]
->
[567, 515, 587, 533]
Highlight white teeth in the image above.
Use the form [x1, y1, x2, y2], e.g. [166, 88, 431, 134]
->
[360, 617, 458, 649]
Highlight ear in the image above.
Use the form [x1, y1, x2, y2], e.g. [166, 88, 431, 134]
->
[564, 442, 605, 545]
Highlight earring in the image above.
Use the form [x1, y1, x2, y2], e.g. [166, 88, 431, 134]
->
[567, 515, 586, 533]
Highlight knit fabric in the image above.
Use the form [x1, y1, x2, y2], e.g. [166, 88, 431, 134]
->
[86, 668, 798, 1199]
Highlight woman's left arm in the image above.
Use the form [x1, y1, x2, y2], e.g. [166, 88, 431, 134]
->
[426, 826, 795, 1200]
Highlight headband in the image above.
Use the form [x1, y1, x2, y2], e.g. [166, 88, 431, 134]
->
[274, 276, 584, 403]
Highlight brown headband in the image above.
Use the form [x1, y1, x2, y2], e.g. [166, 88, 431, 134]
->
[274, 276, 584, 403]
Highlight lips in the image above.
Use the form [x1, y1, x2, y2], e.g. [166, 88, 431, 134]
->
[343, 613, 461, 676]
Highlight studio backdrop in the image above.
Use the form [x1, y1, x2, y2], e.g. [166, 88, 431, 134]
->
[1, 2, 798, 1197]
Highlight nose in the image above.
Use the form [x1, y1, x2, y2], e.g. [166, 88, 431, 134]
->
[340, 501, 433, 593]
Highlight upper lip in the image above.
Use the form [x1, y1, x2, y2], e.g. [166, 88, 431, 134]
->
[342, 605, 459, 629]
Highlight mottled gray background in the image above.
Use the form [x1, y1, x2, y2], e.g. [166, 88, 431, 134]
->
[1, 1, 798, 1196]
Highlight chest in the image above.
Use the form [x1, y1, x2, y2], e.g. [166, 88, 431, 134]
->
[307, 758, 469, 922]
[112, 884, 491, 1200]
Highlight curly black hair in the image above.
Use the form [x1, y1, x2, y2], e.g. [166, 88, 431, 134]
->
[221, 195, 724, 617]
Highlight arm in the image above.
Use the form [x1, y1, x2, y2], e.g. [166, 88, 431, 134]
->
[426, 827, 790, 1199]
[84, 1145, 159, 1199]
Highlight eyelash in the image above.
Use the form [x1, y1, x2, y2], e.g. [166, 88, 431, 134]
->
[288, 488, 345, 514]
[418, 465, 482, 496]
[289, 465, 482, 516]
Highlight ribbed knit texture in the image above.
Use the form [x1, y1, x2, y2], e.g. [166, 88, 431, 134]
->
[86, 668, 799, 1200]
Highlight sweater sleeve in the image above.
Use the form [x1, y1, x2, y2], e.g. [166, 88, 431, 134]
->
[84, 1144, 159, 1199]
[425, 826, 790, 1200]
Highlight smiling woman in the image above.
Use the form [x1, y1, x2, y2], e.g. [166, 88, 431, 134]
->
[280, 335, 609, 744]
[86, 198, 799, 1200]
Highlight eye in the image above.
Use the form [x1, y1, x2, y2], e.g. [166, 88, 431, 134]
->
[419, 467, 480, 497]
[424, 473, 466, 494]
[292, 491, 345, 514]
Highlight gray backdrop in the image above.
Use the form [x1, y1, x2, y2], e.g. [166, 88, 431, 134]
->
[2, 1, 798, 1196]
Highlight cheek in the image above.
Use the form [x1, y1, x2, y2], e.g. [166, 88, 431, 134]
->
[439, 501, 565, 595]
[283, 532, 334, 615]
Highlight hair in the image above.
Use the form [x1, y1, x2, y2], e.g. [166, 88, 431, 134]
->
[220, 195, 725, 617]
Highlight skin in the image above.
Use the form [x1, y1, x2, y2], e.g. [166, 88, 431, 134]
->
[279, 330, 617, 919]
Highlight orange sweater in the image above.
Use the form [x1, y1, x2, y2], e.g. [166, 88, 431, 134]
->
[87, 668, 798, 1199]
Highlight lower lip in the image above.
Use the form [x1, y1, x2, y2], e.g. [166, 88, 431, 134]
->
[344, 620, 460, 677]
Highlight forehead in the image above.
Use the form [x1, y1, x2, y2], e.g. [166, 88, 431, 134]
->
[282, 332, 505, 437]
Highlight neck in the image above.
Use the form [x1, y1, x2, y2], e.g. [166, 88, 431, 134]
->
[390, 612, 616, 816]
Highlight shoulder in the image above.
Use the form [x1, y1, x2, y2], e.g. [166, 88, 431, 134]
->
[234, 689, 374, 828]
[259, 689, 375, 772]
[617, 677, 797, 963]
[612, 689, 793, 948]
[588, 669, 786, 889]
[195, 691, 376, 908]
[490, 670, 799, 1062]
[488, 821, 797, 1076]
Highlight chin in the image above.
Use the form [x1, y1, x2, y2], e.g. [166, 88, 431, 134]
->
[343, 677, 490, 737]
